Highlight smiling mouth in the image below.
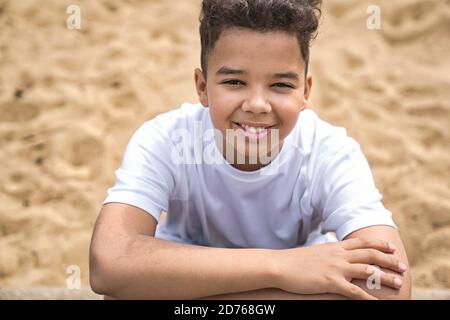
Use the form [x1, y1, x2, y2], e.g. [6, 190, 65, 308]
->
[231, 121, 276, 139]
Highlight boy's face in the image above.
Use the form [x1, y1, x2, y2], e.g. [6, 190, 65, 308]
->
[195, 27, 312, 171]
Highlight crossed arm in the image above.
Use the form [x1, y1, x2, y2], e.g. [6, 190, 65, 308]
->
[201, 226, 411, 300]
[90, 204, 411, 300]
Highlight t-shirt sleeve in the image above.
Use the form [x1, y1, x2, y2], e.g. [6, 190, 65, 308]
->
[310, 130, 397, 241]
[103, 120, 178, 222]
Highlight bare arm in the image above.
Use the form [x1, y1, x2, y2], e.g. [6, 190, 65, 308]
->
[201, 226, 411, 300]
[90, 204, 409, 300]
[89, 203, 278, 300]
[198, 288, 347, 300]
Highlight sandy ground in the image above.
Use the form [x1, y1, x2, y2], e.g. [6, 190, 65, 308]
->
[0, 0, 449, 294]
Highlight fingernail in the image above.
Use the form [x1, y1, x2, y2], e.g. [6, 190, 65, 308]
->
[394, 278, 403, 288]
[389, 243, 396, 251]
[399, 262, 407, 272]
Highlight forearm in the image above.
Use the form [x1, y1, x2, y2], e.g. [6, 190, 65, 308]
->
[91, 235, 277, 300]
[198, 274, 410, 300]
[197, 288, 347, 300]
[200, 231, 412, 301]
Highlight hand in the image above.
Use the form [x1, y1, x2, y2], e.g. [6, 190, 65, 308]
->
[272, 238, 408, 300]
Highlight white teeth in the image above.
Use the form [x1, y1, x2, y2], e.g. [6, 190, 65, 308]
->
[240, 124, 267, 134]
[248, 126, 258, 134]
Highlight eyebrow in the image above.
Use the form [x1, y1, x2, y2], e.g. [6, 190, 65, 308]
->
[216, 67, 245, 76]
[273, 71, 300, 81]
[216, 66, 300, 81]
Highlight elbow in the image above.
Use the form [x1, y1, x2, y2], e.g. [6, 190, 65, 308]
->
[89, 268, 107, 296]
[89, 252, 108, 295]
[89, 249, 118, 296]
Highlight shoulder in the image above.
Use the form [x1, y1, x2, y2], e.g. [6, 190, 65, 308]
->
[293, 109, 367, 187]
[292, 109, 359, 158]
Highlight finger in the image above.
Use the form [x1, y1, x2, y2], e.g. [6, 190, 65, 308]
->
[341, 238, 396, 253]
[348, 249, 407, 273]
[334, 280, 378, 300]
[347, 264, 404, 290]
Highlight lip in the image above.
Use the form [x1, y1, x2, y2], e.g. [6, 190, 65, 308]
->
[232, 121, 276, 129]
[231, 122, 276, 140]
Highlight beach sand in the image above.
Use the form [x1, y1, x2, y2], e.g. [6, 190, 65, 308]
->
[0, 0, 449, 294]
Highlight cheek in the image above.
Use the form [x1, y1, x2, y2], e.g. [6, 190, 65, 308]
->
[277, 106, 301, 137]
[209, 92, 238, 125]
[209, 103, 233, 132]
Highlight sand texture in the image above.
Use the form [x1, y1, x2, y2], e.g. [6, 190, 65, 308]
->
[0, 0, 449, 293]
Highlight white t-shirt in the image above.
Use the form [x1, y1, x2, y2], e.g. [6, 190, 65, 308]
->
[103, 102, 397, 249]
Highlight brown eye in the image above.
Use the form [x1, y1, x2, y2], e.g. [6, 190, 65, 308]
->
[223, 80, 245, 86]
[273, 83, 294, 89]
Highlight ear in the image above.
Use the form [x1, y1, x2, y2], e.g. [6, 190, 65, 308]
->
[301, 72, 313, 111]
[194, 68, 209, 108]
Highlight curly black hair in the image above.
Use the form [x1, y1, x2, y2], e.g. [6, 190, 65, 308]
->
[199, 0, 322, 79]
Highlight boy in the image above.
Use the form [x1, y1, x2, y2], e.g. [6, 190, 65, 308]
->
[90, 0, 410, 300]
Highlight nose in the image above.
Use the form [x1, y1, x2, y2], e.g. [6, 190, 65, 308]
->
[241, 90, 272, 114]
